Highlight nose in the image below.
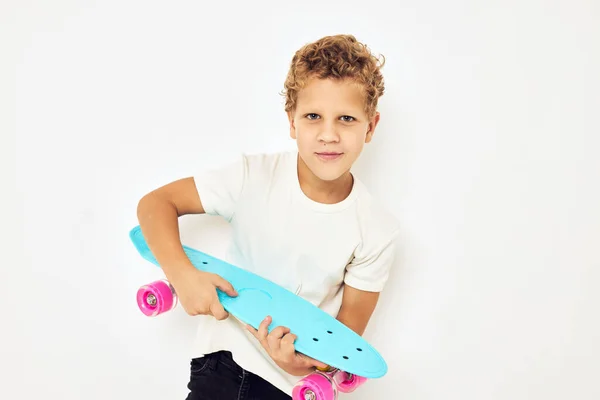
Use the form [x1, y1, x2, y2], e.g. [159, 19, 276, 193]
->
[317, 121, 340, 144]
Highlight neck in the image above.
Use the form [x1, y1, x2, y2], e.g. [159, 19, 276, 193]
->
[297, 154, 354, 204]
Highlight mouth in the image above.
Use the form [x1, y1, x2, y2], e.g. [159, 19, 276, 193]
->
[315, 152, 343, 161]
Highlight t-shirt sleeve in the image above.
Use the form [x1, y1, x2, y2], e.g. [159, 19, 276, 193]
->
[192, 155, 248, 222]
[343, 229, 399, 292]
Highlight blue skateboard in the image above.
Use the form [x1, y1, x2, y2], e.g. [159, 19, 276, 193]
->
[130, 225, 387, 399]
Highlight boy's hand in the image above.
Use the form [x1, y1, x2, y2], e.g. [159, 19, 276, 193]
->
[169, 267, 238, 320]
[246, 316, 328, 376]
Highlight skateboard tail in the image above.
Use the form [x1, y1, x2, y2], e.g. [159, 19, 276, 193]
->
[129, 226, 214, 274]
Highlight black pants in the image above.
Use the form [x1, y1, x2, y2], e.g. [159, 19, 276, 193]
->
[185, 351, 291, 400]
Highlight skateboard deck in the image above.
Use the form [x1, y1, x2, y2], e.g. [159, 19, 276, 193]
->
[129, 225, 388, 379]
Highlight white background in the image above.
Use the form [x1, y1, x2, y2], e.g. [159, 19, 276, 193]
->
[2, 1, 599, 399]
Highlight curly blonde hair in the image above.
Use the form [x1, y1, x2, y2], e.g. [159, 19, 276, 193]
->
[282, 34, 386, 119]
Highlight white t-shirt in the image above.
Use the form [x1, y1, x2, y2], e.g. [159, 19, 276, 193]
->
[191, 150, 399, 395]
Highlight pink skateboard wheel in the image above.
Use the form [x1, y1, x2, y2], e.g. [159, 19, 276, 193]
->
[292, 372, 336, 400]
[332, 371, 367, 393]
[136, 279, 177, 317]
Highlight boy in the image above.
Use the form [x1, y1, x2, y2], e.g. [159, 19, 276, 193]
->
[136, 34, 400, 399]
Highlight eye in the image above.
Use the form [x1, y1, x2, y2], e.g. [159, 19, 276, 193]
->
[340, 116, 355, 122]
[306, 113, 320, 120]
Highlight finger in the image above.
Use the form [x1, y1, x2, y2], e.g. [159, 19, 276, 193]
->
[245, 322, 274, 357]
[281, 332, 297, 347]
[267, 326, 290, 352]
[245, 323, 258, 336]
[213, 275, 238, 297]
[268, 326, 290, 340]
[257, 316, 271, 339]
[246, 318, 275, 357]
[245, 324, 260, 342]
[280, 333, 297, 360]
[209, 300, 229, 320]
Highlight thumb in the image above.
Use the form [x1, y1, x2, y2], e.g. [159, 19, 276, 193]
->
[213, 275, 238, 297]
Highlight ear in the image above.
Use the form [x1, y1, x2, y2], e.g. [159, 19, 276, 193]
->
[287, 111, 297, 139]
[365, 112, 380, 143]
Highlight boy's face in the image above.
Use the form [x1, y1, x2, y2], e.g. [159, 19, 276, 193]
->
[287, 77, 380, 183]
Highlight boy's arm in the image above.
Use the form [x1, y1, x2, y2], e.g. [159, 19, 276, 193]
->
[337, 229, 399, 335]
[137, 177, 205, 281]
[335, 285, 380, 336]
[137, 177, 238, 319]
